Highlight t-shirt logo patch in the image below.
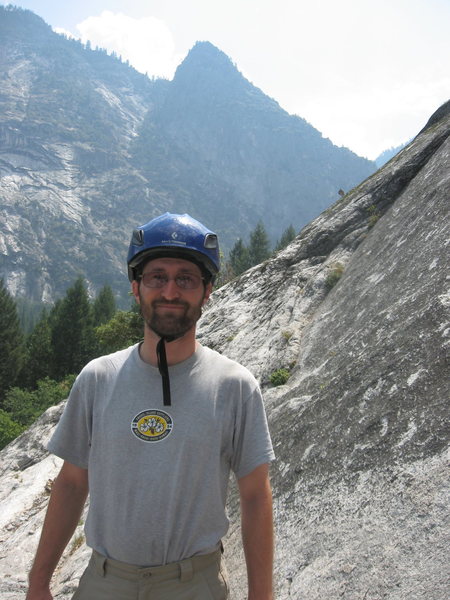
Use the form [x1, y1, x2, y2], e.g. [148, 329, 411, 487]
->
[131, 410, 173, 442]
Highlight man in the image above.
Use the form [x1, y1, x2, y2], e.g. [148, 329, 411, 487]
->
[26, 213, 275, 600]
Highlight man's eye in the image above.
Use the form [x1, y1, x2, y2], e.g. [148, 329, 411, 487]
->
[176, 275, 194, 286]
[145, 273, 167, 286]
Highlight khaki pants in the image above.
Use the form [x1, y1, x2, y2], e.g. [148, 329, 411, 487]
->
[72, 548, 230, 600]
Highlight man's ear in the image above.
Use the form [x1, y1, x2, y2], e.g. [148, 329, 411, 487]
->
[131, 280, 140, 304]
[202, 282, 213, 306]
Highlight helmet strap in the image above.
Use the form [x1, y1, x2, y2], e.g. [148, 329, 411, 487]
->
[156, 337, 173, 406]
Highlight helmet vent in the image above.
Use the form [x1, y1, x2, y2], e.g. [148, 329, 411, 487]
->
[204, 234, 218, 249]
[131, 229, 144, 246]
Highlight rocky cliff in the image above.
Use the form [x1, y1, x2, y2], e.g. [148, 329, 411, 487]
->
[0, 76, 448, 600]
[0, 6, 376, 305]
[210, 99, 450, 599]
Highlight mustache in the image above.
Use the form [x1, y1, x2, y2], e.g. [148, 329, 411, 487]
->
[152, 300, 189, 308]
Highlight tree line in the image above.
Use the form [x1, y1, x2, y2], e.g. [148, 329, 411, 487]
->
[0, 277, 143, 448]
[0, 220, 297, 448]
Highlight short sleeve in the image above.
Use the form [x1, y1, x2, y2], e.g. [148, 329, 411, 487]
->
[231, 382, 275, 479]
[47, 367, 94, 468]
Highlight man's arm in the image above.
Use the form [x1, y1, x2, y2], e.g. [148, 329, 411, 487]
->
[26, 460, 89, 600]
[238, 463, 274, 600]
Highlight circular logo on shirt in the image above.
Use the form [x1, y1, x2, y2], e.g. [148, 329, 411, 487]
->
[131, 410, 173, 442]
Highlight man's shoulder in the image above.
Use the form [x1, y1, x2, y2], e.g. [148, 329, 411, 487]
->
[80, 343, 139, 378]
[200, 345, 257, 382]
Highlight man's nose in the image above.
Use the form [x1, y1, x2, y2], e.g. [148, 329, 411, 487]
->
[160, 278, 181, 299]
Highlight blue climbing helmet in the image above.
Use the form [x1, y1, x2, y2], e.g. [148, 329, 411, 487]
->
[127, 213, 220, 283]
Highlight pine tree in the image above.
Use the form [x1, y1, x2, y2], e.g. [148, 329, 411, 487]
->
[248, 221, 270, 266]
[0, 279, 24, 406]
[21, 310, 53, 389]
[214, 259, 235, 288]
[93, 285, 116, 326]
[50, 277, 97, 379]
[275, 224, 297, 252]
[229, 238, 251, 276]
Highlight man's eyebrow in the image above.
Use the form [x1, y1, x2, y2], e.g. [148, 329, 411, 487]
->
[143, 267, 200, 275]
[177, 268, 201, 274]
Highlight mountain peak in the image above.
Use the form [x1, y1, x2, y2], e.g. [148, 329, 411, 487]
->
[183, 41, 235, 68]
[173, 41, 242, 86]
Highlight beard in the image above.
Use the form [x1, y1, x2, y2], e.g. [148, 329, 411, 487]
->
[139, 293, 204, 340]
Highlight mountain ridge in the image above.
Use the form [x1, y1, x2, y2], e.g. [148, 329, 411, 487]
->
[0, 6, 376, 305]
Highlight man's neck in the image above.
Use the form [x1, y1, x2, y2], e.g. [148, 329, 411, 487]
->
[139, 328, 198, 367]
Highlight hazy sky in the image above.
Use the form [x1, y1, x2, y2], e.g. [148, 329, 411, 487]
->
[6, 0, 450, 159]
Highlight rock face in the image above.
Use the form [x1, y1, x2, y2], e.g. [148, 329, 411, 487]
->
[0, 102, 448, 600]
[0, 7, 376, 304]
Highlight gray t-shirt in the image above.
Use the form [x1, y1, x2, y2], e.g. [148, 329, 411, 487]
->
[48, 343, 274, 566]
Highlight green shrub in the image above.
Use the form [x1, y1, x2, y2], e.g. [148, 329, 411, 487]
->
[95, 310, 143, 354]
[325, 262, 344, 291]
[3, 375, 75, 428]
[269, 368, 290, 386]
[0, 409, 24, 449]
[368, 214, 380, 228]
[367, 204, 381, 228]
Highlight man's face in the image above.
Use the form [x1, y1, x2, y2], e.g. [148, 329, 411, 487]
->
[132, 257, 212, 340]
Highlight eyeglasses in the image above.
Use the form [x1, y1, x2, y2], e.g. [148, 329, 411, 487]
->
[139, 271, 204, 290]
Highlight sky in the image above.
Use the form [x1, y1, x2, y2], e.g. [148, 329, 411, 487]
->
[5, 0, 450, 160]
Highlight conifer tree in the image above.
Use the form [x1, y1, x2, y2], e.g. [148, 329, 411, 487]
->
[229, 238, 251, 276]
[248, 221, 270, 266]
[0, 279, 24, 406]
[214, 256, 235, 288]
[21, 310, 53, 389]
[50, 277, 97, 379]
[93, 285, 116, 326]
[275, 224, 297, 252]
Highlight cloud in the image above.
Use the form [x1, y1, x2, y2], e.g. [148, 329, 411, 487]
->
[75, 11, 183, 79]
[53, 27, 77, 40]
